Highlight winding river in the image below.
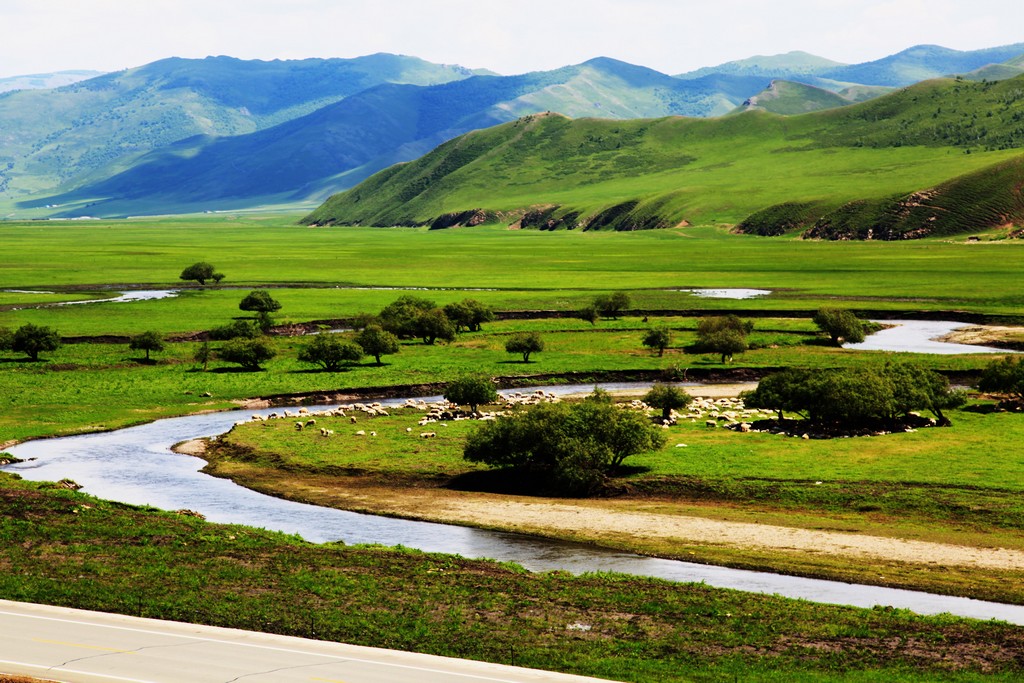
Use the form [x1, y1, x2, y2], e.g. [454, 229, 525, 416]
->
[5, 383, 1024, 625]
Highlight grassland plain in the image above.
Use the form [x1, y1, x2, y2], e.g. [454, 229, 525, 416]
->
[3, 216, 1024, 680]
[205, 397, 1024, 604]
[3, 220, 1024, 317]
[0, 318, 1004, 444]
[2, 474, 1023, 683]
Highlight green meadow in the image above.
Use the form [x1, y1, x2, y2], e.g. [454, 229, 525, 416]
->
[2, 216, 1024, 680]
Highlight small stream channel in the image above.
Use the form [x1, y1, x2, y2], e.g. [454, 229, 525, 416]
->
[5, 382, 1024, 625]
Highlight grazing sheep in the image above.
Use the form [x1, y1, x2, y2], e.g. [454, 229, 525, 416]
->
[295, 422, 304, 431]
[406, 427, 412, 432]
[369, 431, 377, 437]
[420, 432, 437, 438]
[305, 419, 317, 427]
[350, 416, 358, 424]
[705, 420, 717, 428]
[355, 429, 365, 436]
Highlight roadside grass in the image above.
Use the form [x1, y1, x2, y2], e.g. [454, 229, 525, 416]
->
[2, 473, 1022, 683]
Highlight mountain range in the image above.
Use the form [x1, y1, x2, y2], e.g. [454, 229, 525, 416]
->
[1, 42, 1023, 218]
[305, 74, 1024, 240]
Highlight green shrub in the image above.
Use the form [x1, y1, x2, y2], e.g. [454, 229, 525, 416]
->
[464, 390, 665, 495]
[217, 338, 276, 371]
[444, 376, 498, 414]
[297, 334, 363, 372]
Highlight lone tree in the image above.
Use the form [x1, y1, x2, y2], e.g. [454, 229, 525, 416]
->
[297, 334, 363, 372]
[578, 304, 600, 326]
[464, 390, 666, 495]
[813, 308, 866, 346]
[695, 316, 753, 363]
[505, 331, 544, 362]
[129, 330, 165, 362]
[979, 356, 1024, 404]
[0, 327, 12, 352]
[12, 324, 61, 361]
[218, 338, 276, 371]
[239, 290, 282, 314]
[594, 291, 631, 319]
[193, 341, 212, 371]
[179, 262, 218, 286]
[355, 325, 400, 365]
[644, 383, 692, 422]
[642, 326, 673, 356]
[444, 376, 498, 415]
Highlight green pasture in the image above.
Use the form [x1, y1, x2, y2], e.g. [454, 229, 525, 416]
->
[0, 317, 1007, 443]
[2, 220, 1024, 332]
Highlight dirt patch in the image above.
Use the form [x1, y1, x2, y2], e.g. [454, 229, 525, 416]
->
[172, 439, 208, 457]
[938, 325, 1024, 350]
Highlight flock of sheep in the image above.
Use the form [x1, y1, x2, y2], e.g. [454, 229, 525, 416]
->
[230, 390, 777, 445]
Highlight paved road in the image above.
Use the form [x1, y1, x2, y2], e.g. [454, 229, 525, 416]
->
[0, 600, 617, 683]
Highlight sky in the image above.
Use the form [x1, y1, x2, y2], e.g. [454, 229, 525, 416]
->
[2, 0, 1023, 79]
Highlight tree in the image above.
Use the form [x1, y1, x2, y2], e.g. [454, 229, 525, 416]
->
[813, 308, 866, 346]
[194, 341, 212, 371]
[644, 383, 692, 422]
[355, 325, 400, 364]
[742, 369, 815, 420]
[414, 308, 456, 345]
[211, 272, 225, 285]
[208, 320, 261, 341]
[0, 327, 12, 352]
[578, 304, 600, 326]
[129, 330, 165, 362]
[695, 316, 753, 363]
[11, 324, 61, 361]
[239, 290, 282, 313]
[297, 334, 364, 371]
[444, 299, 494, 332]
[979, 356, 1024, 404]
[444, 376, 498, 414]
[464, 390, 665, 495]
[218, 338, 276, 371]
[506, 331, 544, 362]
[701, 328, 748, 363]
[378, 295, 436, 338]
[642, 327, 673, 356]
[179, 262, 217, 286]
[743, 363, 964, 427]
[593, 291, 630, 319]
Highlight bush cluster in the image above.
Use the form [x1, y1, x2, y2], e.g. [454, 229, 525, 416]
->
[743, 362, 966, 427]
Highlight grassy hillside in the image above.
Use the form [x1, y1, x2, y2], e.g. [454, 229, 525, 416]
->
[304, 74, 1024, 230]
[31, 59, 777, 217]
[0, 55, 484, 203]
[735, 80, 853, 115]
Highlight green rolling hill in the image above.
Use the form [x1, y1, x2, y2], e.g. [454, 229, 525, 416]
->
[734, 80, 854, 115]
[304, 74, 1024, 238]
[29, 58, 772, 217]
